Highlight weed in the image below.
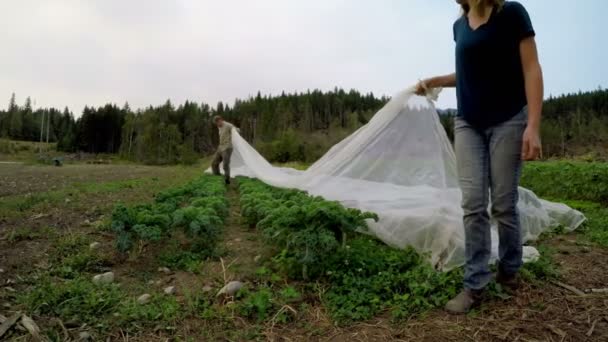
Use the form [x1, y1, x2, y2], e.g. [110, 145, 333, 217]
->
[116, 294, 181, 329]
[238, 287, 274, 322]
[6, 226, 55, 242]
[561, 200, 608, 247]
[18, 276, 124, 326]
[520, 246, 559, 283]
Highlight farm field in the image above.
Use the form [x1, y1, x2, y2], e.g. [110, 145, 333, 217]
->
[0, 161, 607, 341]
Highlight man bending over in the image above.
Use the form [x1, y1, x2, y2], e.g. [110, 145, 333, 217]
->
[212, 115, 238, 185]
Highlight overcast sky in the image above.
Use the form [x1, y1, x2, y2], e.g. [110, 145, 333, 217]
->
[1, 0, 606, 115]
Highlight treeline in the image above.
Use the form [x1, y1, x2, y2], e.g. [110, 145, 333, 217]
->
[0, 94, 77, 152]
[0, 89, 387, 164]
[541, 88, 608, 158]
[1, 87, 607, 164]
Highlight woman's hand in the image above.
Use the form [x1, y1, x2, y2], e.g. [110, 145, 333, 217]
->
[415, 80, 429, 96]
[522, 126, 542, 160]
[415, 73, 457, 96]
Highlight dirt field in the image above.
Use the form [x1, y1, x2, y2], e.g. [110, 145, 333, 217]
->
[0, 163, 607, 341]
[0, 163, 195, 197]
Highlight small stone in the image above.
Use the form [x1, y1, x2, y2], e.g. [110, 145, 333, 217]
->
[89, 242, 101, 250]
[216, 281, 244, 297]
[65, 198, 71, 203]
[64, 320, 80, 328]
[92, 272, 114, 285]
[78, 331, 92, 341]
[83, 219, 91, 226]
[164, 286, 176, 295]
[254, 255, 262, 263]
[234, 238, 242, 243]
[147, 280, 155, 285]
[0, 268, 4, 273]
[137, 294, 152, 305]
[202, 285, 213, 293]
[158, 267, 171, 274]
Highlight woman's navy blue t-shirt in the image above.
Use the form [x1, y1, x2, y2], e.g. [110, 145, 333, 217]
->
[454, 1, 535, 129]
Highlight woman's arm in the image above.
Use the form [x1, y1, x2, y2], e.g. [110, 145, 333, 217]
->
[415, 73, 456, 95]
[520, 36, 543, 160]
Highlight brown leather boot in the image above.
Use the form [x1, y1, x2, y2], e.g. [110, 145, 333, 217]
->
[445, 289, 484, 314]
[496, 270, 520, 292]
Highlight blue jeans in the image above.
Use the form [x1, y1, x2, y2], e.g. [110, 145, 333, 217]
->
[455, 108, 527, 290]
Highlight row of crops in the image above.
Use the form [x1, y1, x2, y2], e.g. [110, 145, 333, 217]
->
[106, 175, 463, 322]
[236, 177, 462, 321]
[111, 175, 228, 258]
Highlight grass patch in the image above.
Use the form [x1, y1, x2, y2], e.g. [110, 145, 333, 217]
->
[6, 226, 56, 242]
[559, 200, 608, 247]
[274, 161, 310, 170]
[18, 276, 124, 328]
[521, 161, 608, 203]
[520, 245, 560, 283]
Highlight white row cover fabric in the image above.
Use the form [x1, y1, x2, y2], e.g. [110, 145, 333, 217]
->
[213, 87, 585, 270]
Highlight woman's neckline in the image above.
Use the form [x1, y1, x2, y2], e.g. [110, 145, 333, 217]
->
[466, 5, 497, 31]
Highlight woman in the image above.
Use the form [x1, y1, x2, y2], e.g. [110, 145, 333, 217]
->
[416, 0, 543, 314]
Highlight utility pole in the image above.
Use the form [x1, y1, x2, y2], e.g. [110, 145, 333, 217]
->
[37, 100, 44, 154]
[46, 109, 50, 144]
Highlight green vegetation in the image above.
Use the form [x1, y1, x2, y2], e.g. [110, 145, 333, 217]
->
[3, 87, 608, 164]
[111, 175, 228, 258]
[324, 237, 461, 322]
[521, 161, 608, 203]
[520, 161, 608, 247]
[238, 177, 378, 279]
[560, 200, 608, 247]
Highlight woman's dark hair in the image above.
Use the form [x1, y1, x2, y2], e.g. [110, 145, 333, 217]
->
[461, 0, 504, 15]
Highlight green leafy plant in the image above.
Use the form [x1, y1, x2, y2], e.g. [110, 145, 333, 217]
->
[110, 175, 229, 258]
[237, 177, 378, 279]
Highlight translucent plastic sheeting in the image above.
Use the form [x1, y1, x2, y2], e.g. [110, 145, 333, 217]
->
[211, 87, 585, 270]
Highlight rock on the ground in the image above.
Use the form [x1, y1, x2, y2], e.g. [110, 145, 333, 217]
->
[164, 286, 176, 295]
[216, 281, 244, 297]
[78, 331, 92, 341]
[0, 268, 4, 273]
[234, 238, 242, 242]
[254, 255, 262, 263]
[158, 267, 171, 274]
[147, 280, 155, 285]
[89, 242, 101, 250]
[92, 272, 114, 285]
[202, 285, 213, 293]
[137, 294, 152, 305]
[64, 320, 80, 328]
